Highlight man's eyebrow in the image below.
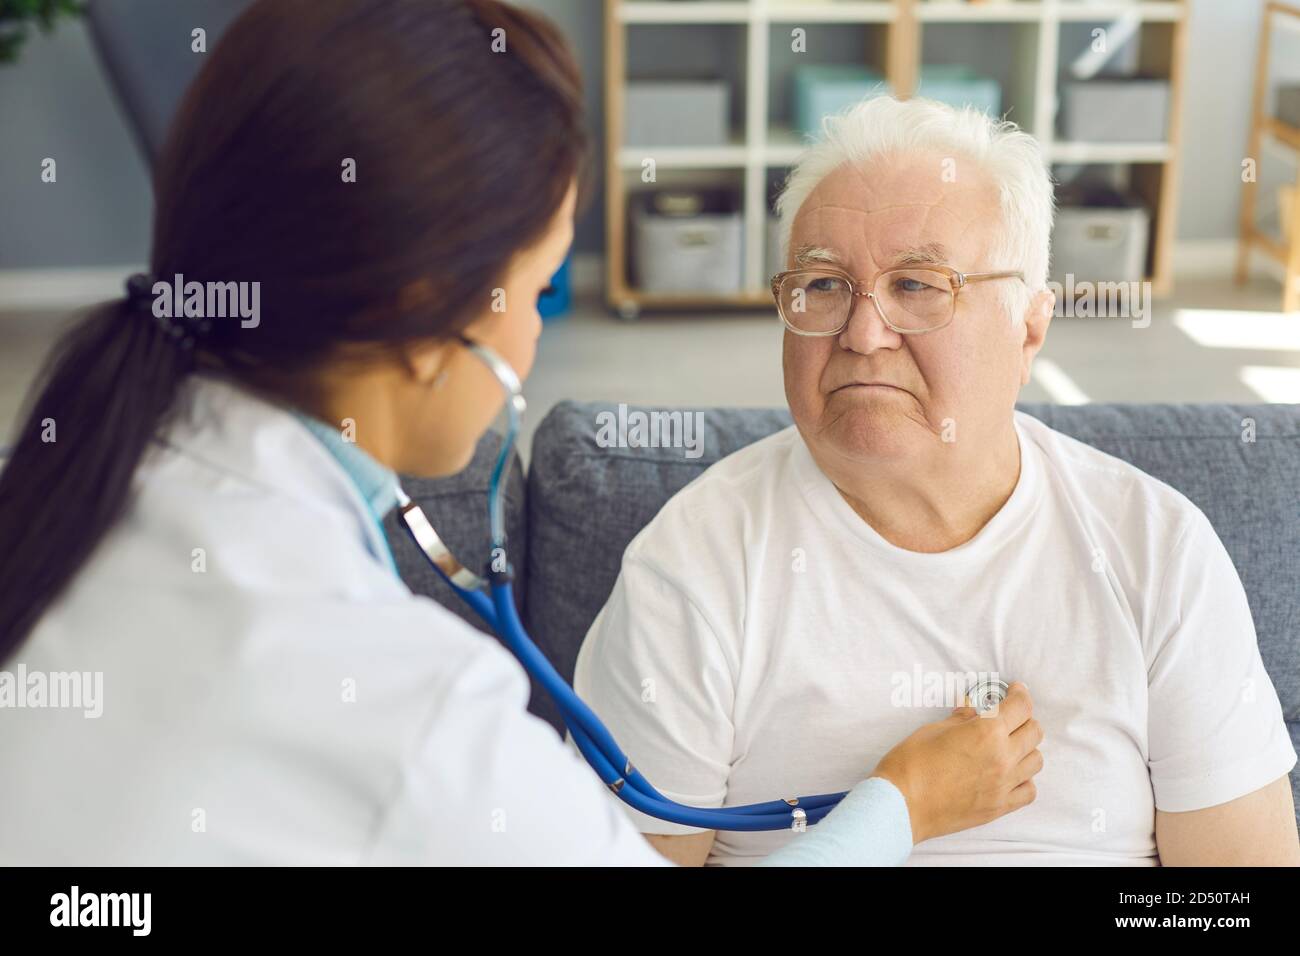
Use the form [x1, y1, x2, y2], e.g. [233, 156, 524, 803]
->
[793, 242, 952, 269]
[891, 243, 950, 267]
[793, 245, 842, 266]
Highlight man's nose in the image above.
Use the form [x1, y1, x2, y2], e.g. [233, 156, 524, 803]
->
[838, 290, 902, 354]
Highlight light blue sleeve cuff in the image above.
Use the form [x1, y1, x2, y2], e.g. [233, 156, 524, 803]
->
[757, 777, 913, 867]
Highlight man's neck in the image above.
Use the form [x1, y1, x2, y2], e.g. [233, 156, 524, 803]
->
[816, 421, 1022, 554]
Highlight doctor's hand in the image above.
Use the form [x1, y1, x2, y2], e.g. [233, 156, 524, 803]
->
[870, 681, 1043, 845]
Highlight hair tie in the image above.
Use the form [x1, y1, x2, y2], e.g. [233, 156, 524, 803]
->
[124, 272, 209, 359]
[124, 272, 156, 311]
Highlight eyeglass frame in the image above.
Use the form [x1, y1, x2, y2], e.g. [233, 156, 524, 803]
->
[770, 264, 1026, 336]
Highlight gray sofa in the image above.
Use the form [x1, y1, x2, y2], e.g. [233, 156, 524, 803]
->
[386, 400, 1300, 826]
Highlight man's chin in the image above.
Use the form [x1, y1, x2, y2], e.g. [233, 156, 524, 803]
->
[815, 403, 928, 462]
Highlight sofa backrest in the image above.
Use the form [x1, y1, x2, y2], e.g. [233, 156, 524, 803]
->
[524, 400, 1300, 815]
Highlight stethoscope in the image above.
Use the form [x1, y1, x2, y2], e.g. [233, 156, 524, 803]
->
[394, 339, 1010, 831]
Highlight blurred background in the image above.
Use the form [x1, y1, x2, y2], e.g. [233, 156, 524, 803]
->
[2, 0, 1299, 457]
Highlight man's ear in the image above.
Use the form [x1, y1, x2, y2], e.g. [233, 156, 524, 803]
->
[1019, 289, 1055, 386]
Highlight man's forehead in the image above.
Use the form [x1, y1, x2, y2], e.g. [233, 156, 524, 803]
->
[793, 238, 952, 267]
[796, 156, 995, 230]
[791, 160, 997, 264]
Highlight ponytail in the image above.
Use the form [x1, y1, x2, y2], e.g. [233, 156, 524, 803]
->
[0, 297, 193, 656]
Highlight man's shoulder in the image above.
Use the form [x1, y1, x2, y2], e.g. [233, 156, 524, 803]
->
[1016, 409, 1204, 545]
[657, 422, 798, 509]
[624, 424, 800, 559]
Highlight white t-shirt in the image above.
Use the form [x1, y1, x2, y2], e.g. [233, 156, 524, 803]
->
[573, 412, 1297, 866]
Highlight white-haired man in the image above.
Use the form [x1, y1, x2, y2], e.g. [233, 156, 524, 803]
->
[573, 96, 1299, 866]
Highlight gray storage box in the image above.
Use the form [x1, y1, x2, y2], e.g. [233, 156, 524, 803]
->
[625, 80, 729, 148]
[631, 192, 742, 295]
[1060, 79, 1169, 142]
[1277, 84, 1300, 130]
[1051, 204, 1150, 284]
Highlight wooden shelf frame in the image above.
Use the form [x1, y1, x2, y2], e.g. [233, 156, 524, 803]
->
[1237, 1, 1300, 313]
[606, 0, 1188, 317]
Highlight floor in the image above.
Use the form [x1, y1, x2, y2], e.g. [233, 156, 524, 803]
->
[2, 275, 1297, 462]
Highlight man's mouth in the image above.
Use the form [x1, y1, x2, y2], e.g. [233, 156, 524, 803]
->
[832, 382, 909, 395]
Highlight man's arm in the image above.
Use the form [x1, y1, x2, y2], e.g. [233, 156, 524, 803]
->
[1143, 510, 1298, 862]
[1156, 776, 1300, 866]
[647, 832, 716, 866]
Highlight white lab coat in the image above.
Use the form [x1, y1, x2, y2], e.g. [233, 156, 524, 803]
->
[0, 373, 666, 866]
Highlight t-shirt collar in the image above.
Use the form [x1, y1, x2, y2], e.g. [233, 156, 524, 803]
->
[790, 414, 1042, 562]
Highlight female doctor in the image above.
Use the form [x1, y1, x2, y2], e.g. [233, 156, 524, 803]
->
[0, 0, 1042, 865]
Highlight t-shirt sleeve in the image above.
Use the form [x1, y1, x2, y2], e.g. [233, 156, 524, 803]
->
[1144, 509, 1298, 812]
[571, 549, 737, 836]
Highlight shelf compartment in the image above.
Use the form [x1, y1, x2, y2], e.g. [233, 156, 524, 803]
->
[917, 20, 1041, 128]
[766, 22, 891, 144]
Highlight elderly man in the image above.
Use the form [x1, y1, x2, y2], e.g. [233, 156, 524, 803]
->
[573, 96, 1299, 866]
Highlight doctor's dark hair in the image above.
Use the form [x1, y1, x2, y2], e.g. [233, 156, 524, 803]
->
[0, 0, 591, 653]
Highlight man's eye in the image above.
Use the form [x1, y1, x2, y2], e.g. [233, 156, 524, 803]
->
[807, 277, 846, 293]
[895, 277, 940, 294]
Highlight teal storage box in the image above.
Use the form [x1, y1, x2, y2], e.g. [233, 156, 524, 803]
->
[915, 66, 1001, 116]
[793, 65, 888, 140]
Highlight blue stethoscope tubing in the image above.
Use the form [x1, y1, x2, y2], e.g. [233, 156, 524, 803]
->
[396, 340, 848, 831]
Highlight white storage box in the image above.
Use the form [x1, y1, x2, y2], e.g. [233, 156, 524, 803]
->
[631, 191, 742, 295]
[1051, 205, 1150, 285]
[625, 80, 729, 148]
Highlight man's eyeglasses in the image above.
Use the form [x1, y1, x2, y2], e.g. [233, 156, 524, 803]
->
[771, 265, 1025, 335]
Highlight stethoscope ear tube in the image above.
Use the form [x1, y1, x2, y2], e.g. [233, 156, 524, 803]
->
[395, 339, 848, 832]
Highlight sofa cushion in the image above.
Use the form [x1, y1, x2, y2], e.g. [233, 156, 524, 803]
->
[524, 401, 1300, 816]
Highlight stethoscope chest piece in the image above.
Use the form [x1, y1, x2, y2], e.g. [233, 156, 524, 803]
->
[968, 678, 1009, 715]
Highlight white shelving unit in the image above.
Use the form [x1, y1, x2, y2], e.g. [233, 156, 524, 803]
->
[605, 0, 1188, 317]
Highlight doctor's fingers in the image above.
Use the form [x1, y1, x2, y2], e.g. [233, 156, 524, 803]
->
[1012, 744, 1045, 788]
[1006, 777, 1038, 812]
[1008, 716, 1045, 761]
[990, 681, 1034, 731]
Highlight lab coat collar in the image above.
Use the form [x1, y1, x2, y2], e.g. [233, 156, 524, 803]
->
[156, 372, 405, 582]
